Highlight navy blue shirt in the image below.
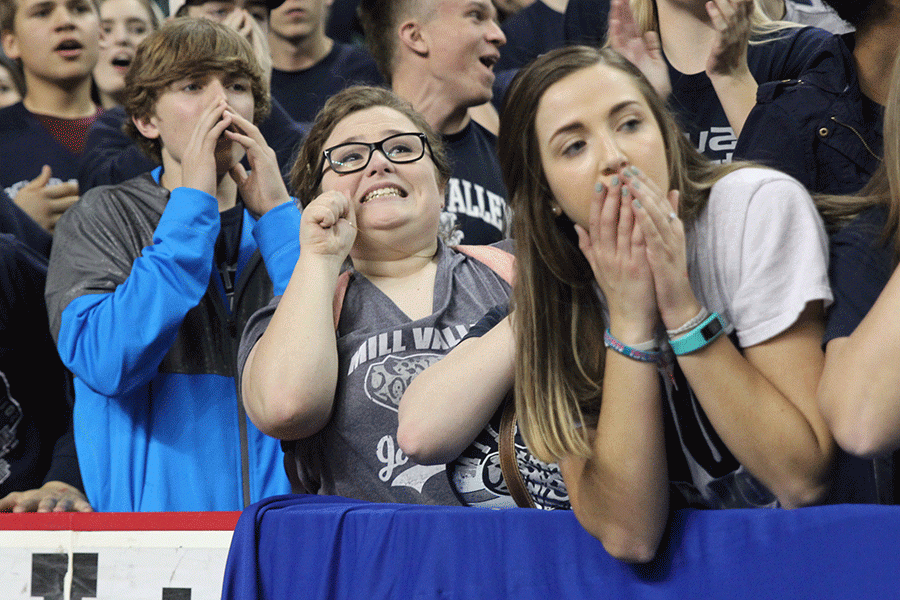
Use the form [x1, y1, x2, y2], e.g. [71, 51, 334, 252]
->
[562, 0, 840, 162]
[0, 234, 81, 496]
[442, 121, 510, 245]
[823, 205, 898, 505]
[270, 42, 384, 123]
[496, 0, 565, 72]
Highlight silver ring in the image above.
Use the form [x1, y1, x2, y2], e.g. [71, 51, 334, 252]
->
[667, 212, 677, 223]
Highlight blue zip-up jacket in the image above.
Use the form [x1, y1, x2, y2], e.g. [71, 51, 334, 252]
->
[45, 168, 299, 512]
[735, 33, 882, 195]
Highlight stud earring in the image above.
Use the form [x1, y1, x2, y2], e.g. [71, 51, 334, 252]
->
[551, 204, 562, 217]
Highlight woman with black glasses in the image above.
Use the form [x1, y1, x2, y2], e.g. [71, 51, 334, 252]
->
[236, 86, 512, 505]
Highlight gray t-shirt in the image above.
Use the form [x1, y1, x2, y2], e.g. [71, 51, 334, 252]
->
[239, 241, 511, 504]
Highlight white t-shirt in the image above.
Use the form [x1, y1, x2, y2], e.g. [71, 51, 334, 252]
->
[665, 167, 832, 509]
[685, 167, 832, 348]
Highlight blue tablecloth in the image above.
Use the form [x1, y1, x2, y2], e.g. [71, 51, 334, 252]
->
[221, 494, 900, 599]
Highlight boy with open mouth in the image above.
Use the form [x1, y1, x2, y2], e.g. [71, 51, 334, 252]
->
[0, 0, 101, 236]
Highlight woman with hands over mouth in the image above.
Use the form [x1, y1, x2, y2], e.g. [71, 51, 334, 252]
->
[238, 86, 511, 506]
[511, 46, 835, 560]
[400, 46, 835, 561]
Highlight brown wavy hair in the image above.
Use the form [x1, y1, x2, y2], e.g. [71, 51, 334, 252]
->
[499, 45, 748, 461]
[123, 17, 270, 163]
[289, 85, 450, 206]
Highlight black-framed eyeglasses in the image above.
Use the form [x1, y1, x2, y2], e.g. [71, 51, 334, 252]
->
[315, 132, 431, 187]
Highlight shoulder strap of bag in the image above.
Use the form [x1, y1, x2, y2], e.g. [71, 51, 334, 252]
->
[499, 391, 536, 508]
[453, 244, 515, 285]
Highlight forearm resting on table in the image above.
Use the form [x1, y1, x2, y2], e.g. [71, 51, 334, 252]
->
[561, 352, 667, 563]
[677, 304, 832, 507]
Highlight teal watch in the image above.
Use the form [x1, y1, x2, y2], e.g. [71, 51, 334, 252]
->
[669, 312, 726, 355]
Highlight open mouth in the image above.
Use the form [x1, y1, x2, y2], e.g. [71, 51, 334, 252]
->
[480, 55, 498, 70]
[111, 55, 132, 69]
[55, 40, 83, 52]
[362, 187, 406, 203]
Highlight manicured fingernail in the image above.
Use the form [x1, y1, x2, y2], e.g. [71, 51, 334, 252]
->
[632, 180, 640, 189]
[629, 166, 640, 177]
[632, 198, 642, 209]
[611, 175, 619, 186]
[621, 187, 630, 198]
[595, 182, 606, 193]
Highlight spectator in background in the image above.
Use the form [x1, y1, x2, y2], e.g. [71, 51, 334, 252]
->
[46, 18, 297, 512]
[268, 0, 382, 123]
[821, 0, 900, 108]
[79, 0, 307, 191]
[0, 234, 91, 513]
[734, 0, 890, 193]
[92, 0, 161, 109]
[494, 0, 567, 71]
[359, 0, 510, 245]
[816, 48, 900, 505]
[0, 52, 24, 109]
[175, 0, 272, 75]
[0, 0, 101, 233]
[566, 0, 842, 164]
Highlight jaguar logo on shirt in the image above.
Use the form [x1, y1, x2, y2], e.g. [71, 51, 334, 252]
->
[364, 352, 441, 413]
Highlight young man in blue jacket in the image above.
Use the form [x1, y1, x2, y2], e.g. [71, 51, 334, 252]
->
[45, 18, 297, 512]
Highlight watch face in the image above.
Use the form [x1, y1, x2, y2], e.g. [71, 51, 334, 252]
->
[701, 317, 723, 341]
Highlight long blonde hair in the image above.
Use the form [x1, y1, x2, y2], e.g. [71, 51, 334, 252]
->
[498, 46, 748, 461]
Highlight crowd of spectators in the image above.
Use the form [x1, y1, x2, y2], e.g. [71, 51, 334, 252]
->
[0, 0, 898, 568]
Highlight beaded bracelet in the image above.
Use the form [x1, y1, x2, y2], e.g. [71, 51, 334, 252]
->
[666, 307, 710, 338]
[603, 329, 660, 363]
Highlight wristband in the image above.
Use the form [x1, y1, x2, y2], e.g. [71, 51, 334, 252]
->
[666, 307, 710, 338]
[668, 312, 727, 355]
[604, 329, 660, 363]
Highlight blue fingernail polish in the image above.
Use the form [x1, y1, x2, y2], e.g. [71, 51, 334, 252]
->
[595, 182, 606, 193]
[632, 180, 640, 189]
[621, 187, 630, 198]
[632, 198, 642, 209]
[611, 175, 619, 186]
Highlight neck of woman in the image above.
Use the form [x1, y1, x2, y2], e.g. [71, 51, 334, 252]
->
[352, 238, 439, 280]
[855, 16, 900, 106]
[655, 0, 719, 74]
[352, 242, 441, 320]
